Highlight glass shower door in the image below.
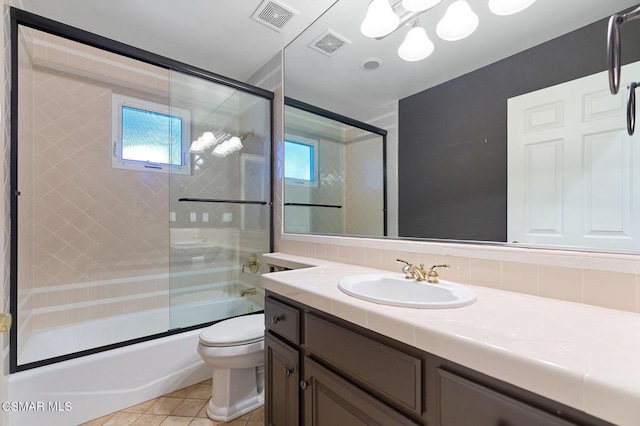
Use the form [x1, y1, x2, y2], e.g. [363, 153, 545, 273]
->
[168, 71, 271, 329]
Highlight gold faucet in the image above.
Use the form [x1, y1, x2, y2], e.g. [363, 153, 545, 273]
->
[241, 287, 257, 297]
[396, 259, 428, 282]
[426, 264, 450, 284]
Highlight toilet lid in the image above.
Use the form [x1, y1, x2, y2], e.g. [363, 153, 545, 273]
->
[199, 313, 265, 346]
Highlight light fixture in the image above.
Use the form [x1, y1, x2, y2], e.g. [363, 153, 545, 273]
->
[401, 0, 443, 12]
[436, 0, 479, 41]
[488, 0, 536, 16]
[398, 21, 434, 61]
[361, 0, 400, 38]
[360, 0, 531, 62]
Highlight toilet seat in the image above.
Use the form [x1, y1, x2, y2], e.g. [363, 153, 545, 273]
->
[199, 313, 264, 347]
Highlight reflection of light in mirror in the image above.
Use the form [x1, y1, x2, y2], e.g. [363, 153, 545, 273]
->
[436, 0, 479, 41]
[361, 0, 400, 38]
[398, 20, 434, 61]
[190, 131, 221, 152]
[488, 0, 537, 16]
[212, 136, 243, 157]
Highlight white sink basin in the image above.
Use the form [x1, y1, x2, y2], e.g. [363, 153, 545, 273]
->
[338, 274, 477, 309]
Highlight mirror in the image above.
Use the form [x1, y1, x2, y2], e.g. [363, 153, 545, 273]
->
[283, 100, 387, 237]
[284, 0, 640, 252]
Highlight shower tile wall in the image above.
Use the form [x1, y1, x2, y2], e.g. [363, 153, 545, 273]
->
[344, 136, 384, 236]
[15, 26, 33, 355]
[18, 30, 252, 339]
[25, 32, 172, 333]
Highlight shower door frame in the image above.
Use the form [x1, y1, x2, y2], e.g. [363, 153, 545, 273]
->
[9, 7, 274, 373]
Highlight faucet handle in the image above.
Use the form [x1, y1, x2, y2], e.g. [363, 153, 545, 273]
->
[396, 258, 412, 277]
[427, 264, 450, 284]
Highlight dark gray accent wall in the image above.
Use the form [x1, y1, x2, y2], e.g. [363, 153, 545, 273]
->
[398, 15, 640, 241]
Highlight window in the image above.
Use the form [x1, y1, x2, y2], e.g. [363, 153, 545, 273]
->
[112, 94, 191, 174]
[284, 134, 318, 187]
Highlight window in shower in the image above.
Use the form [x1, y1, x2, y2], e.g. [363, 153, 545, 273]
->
[284, 136, 318, 187]
[112, 94, 191, 174]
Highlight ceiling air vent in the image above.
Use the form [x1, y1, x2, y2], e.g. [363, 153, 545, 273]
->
[251, 0, 297, 32]
[308, 30, 350, 57]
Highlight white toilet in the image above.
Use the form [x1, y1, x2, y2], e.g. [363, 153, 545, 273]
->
[197, 313, 265, 422]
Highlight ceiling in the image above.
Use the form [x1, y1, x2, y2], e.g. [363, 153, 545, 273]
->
[20, 0, 640, 116]
[284, 0, 640, 116]
[21, 0, 338, 82]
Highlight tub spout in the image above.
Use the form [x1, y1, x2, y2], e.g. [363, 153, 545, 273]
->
[241, 287, 257, 297]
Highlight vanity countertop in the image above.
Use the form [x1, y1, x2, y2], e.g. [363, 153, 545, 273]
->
[260, 252, 640, 426]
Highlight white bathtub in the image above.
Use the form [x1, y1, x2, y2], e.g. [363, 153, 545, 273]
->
[19, 296, 259, 365]
[8, 297, 263, 426]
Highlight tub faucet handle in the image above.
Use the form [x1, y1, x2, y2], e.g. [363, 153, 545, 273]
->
[242, 254, 260, 274]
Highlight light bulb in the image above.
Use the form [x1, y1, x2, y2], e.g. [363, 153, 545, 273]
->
[201, 131, 216, 148]
[398, 22, 434, 61]
[401, 0, 443, 12]
[361, 0, 400, 38]
[436, 0, 479, 41]
[488, 0, 536, 15]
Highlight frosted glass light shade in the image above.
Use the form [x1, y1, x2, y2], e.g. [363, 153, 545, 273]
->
[398, 24, 434, 61]
[436, 0, 479, 41]
[361, 0, 400, 38]
[401, 0, 443, 12]
[488, 0, 536, 15]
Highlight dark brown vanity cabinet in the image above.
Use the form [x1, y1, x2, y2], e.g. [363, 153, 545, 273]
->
[264, 292, 612, 426]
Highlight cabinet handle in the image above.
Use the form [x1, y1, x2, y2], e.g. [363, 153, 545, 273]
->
[300, 380, 310, 390]
[284, 367, 294, 377]
[272, 315, 283, 324]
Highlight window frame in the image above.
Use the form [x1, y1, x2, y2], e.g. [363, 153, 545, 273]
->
[284, 133, 319, 187]
[111, 94, 191, 175]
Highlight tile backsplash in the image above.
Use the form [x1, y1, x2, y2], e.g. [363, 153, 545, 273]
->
[276, 234, 640, 313]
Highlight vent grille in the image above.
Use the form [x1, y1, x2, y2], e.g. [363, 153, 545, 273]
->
[308, 30, 350, 57]
[252, 1, 297, 32]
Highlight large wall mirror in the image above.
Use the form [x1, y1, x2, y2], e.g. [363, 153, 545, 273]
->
[284, 0, 640, 253]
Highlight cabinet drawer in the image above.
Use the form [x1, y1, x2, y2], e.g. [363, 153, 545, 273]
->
[305, 313, 422, 416]
[265, 297, 300, 344]
[438, 369, 576, 426]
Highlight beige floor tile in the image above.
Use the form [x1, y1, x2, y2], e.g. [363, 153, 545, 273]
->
[221, 419, 247, 426]
[132, 414, 168, 426]
[147, 397, 184, 415]
[79, 413, 114, 426]
[245, 422, 262, 426]
[237, 412, 252, 421]
[171, 399, 207, 417]
[186, 385, 211, 400]
[160, 416, 193, 426]
[122, 398, 159, 413]
[165, 385, 197, 399]
[188, 418, 219, 426]
[196, 404, 208, 418]
[248, 407, 263, 422]
[103, 412, 142, 426]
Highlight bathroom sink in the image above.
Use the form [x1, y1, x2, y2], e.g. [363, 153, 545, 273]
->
[338, 274, 477, 309]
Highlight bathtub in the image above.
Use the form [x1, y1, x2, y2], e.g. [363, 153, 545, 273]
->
[8, 297, 262, 426]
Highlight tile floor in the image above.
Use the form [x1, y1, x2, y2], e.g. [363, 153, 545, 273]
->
[80, 379, 264, 426]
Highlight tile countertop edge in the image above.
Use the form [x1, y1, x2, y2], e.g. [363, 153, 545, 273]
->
[260, 253, 640, 426]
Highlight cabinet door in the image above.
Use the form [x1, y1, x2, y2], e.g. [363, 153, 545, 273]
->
[438, 369, 576, 426]
[266, 333, 300, 426]
[303, 358, 419, 426]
